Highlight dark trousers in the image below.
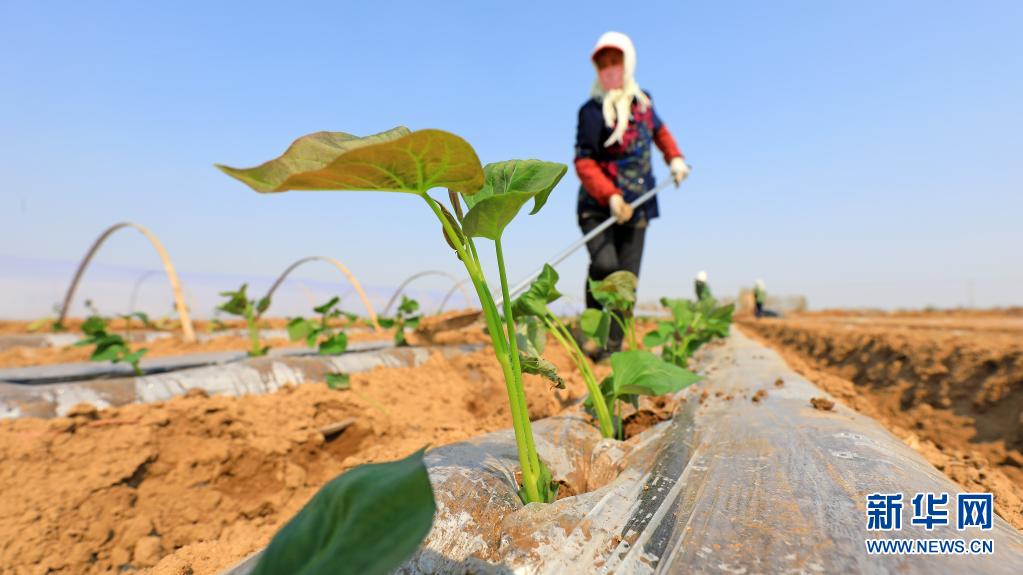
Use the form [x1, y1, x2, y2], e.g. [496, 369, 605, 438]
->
[580, 216, 647, 351]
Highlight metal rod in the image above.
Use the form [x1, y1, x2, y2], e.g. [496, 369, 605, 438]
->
[497, 179, 673, 306]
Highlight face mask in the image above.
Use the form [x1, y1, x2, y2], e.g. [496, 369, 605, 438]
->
[598, 65, 624, 91]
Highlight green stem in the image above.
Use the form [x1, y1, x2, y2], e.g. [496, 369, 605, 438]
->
[609, 311, 633, 350]
[495, 238, 542, 495]
[245, 305, 262, 356]
[422, 195, 541, 503]
[546, 315, 614, 438]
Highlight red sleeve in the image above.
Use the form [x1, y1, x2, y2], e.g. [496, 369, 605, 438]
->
[653, 125, 684, 165]
[574, 158, 619, 206]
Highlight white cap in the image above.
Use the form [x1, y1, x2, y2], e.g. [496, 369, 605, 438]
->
[755, 279, 765, 289]
[696, 270, 707, 282]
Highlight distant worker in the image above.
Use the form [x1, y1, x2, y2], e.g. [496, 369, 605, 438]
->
[753, 279, 767, 317]
[694, 270, 712, 301]
[576, 31, 689, 352]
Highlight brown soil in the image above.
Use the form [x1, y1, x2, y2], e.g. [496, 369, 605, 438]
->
[810, 397, 834, 411]
[741, 311, 1023, 530]
[0, 325, 396, 369]
[0, 317, 374, 336]
[0, 338, 607, 575]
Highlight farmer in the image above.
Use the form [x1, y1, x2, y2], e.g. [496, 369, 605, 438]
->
[753, 279, 767, 317]
[576, 31, 689, 353]
[694, 270, 712, 301]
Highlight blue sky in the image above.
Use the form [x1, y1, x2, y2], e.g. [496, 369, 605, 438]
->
[1, 0, 1020, 317]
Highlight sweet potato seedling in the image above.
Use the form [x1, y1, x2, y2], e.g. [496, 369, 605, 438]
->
[74, 315, 148, 376]
[217, 283, 270, 357]
[512, 264, 614, 438]
[288, 296, 354, 355]
[218, 127, 565, 503]
[584, 349, 701, 439]
[643, 297, 734, 367]
[377, 295, 421, 347]
[579, 271, 703, 437]
[582, 270, 640, 351]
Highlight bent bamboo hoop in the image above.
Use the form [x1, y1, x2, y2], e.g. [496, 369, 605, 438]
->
[258, 256, 381, 332]
[382, 270, 473, 316]
[436, 277, 472, 314]
[58, 222, 196, 343]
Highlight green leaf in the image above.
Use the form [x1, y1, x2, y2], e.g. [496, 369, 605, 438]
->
[325, 372, 351, 390]
[580, 308, 610, 348]
[252, 448, 435, 575]
[642, 322, 674, 348]
[91, 336, 127, 362]
[318, 332, 349, 355]
[398, 296, 420, 316]
[519, 353, 564, 389]
[589, 271, 637, 312]
[122, 348, 147, 366]
[305, 329, 322, 348]
[661, 297, 694, 327]
[256, 297, 272, 315]
[81, 316, 108, 337]
[217, 128, 484, 197]
[514, 315, 547, 356]
[314, 297, 341, 315]
[377, 318, 396, 329]
[218, 284, 251, 317]
[287, 318, 313, 342]
[610, 350, 701, 397]
[461, 160, 567, 240]
[511, 264, 561, 319]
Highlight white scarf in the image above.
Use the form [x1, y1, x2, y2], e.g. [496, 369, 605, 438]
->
[589, 32, 650, 147]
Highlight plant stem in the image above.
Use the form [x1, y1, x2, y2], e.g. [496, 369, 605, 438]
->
[545, 315, 614, 438]
[245, 305, 261, 356]
[495, 238, 542, 498]
[422, 195, 542, 503]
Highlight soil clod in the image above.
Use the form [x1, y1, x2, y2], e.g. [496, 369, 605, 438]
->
[810, 397, 835, 411]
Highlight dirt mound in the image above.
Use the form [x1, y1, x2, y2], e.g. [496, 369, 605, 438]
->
[0, 330, 395, 369]
[0, 340, 602, 574]
[741, 314, 1023, 529]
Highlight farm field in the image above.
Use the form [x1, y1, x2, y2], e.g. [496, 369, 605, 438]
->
[740, 309, 1023, 530]
[0, 325, 614, 574]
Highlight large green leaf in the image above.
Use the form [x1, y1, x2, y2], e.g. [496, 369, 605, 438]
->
[610, 350, 701, 397]
[253, 449, 435, 575]
[511, 264, 562, 319]
[590, 271, 637, 312]
[580, 308, 611, 348]
[218, 128, 484, 196]
[461, 160, 567, 240]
